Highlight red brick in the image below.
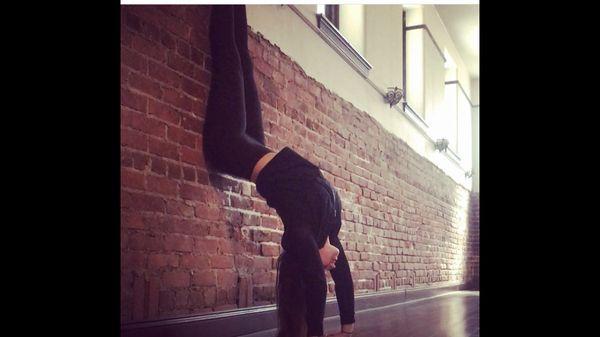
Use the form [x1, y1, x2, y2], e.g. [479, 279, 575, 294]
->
[163, 271, 190, 288]
[127, 231, 162, 251]
[150, 157, 167, 175]
[218, 239, 237, 255]
[164, 233, 194, 252]
[166, 200, 195, 217]
[167, 124, 198, 148]
[264, 50, 280, 70]
[248, 35, 263, 58]
[192, 270, 215, 286]
[122, 108, 166, 138]
[174, 290, 189, 308]
[121, 168, 145, 190]
[190, 47, 206, 66]
[194, 204, 221, 221]
[167, 50, 194, 75]
[141, 19, 161, 43]
[160, 29, 176, 49]
[252, 271, 276, 285]
[129, 71, 162, 98]
[181, 254, 210, 269]
[182, 166, 196, 182]
[181, 146, 203, 166]
[261, 216, 280, 229]
[210, 255, 234, 269]
[181, 114, 203, 134]
[161, 13, 191, 40]
[148, 99, 181, 125]
[147, 277, 160, 318]
[125, 150, 149, 171]
[162, 86, 194, 112]
[122, 212, 145, 229]
[123, 251, 146, 269]
[253, 256, 273, 270]
[122, 47, 148, 74]
[253, 58, 273, 78]
[196, 169, 209, 184]
[148, 138, 179, 160]
[181, 78, 206, 101]
[262, 77, 281, 97]
[176, 39, 191, 58]
[195, 238, 219, 254]
[260, 243, 280, 257]
[157, 5, 187, 18]
[147, 175, 178, 196]
[180, 184, 207, 201]
[121, 88, 148, 112]
[216, 270, 238, 288]
[132, 274, 145, 320]
[132, 33, 167, 62]
[190, 27, 210, 50]
[122, 191, 165, 212]
[159, 290, 175, 312]
[148, 253, 179, 269]
[279, 61, 293, 79]
[149, 60, 182, 88]
[124, 12, 144, 33]
[167, 162, 182, 180]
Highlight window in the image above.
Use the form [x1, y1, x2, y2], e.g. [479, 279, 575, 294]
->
[403, 12, 446, 127]
[444, 81, 473, 166]
[403, 9, 473, 167]
[325, 5, 339, 29]
[316, 4, 372, 77]
[317, 5, 339, 29]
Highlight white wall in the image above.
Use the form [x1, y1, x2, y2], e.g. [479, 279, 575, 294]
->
[246, 5, 477, 190]
[471, 78, 479, 192]
[364, 5, 403, 92]
[471, 78, 480, 105]
[339, 4, 366, 56]
[421, 5, 471, 97]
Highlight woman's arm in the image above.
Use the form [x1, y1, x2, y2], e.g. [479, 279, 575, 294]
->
[282, 225, 328, 337]
[329, 235, 356, 328]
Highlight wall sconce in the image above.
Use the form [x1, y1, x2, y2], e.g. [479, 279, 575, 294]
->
[384, 86, 405, 108]
[465, 170, 473, 178]
[434, 138, 449, 152]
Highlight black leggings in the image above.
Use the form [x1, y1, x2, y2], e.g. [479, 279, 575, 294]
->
[203, 5, 273, 181]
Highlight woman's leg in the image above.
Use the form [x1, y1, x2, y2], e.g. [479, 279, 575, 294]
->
[203, 5, 272, 181]
[234, 5, 266, 145]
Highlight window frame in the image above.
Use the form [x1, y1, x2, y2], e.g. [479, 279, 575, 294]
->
[325, 4, 340, 29]
[316, 5, 372, 77]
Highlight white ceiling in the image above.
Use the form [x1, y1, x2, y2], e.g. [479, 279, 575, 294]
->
[434, 5, 479, 79]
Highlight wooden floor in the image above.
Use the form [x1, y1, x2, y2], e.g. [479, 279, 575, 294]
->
[122, 289, 480, 337]
[338, 291, 479, 337]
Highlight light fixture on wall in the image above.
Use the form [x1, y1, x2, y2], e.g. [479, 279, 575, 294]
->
[385, 86, 405, 108]
[434, 138, 449, 152]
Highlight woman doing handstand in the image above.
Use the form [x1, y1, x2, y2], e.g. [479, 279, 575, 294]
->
[202, 5, 355, 337]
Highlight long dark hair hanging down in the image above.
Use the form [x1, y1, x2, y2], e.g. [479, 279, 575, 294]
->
[276, 251, 307, 337]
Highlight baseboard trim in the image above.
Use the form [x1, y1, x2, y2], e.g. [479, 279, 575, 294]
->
[121, 283, 465, 337]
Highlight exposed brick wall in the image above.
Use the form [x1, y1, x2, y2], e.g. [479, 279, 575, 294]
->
[465, 192, 480, 289]
[121, 5, 476, 324]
